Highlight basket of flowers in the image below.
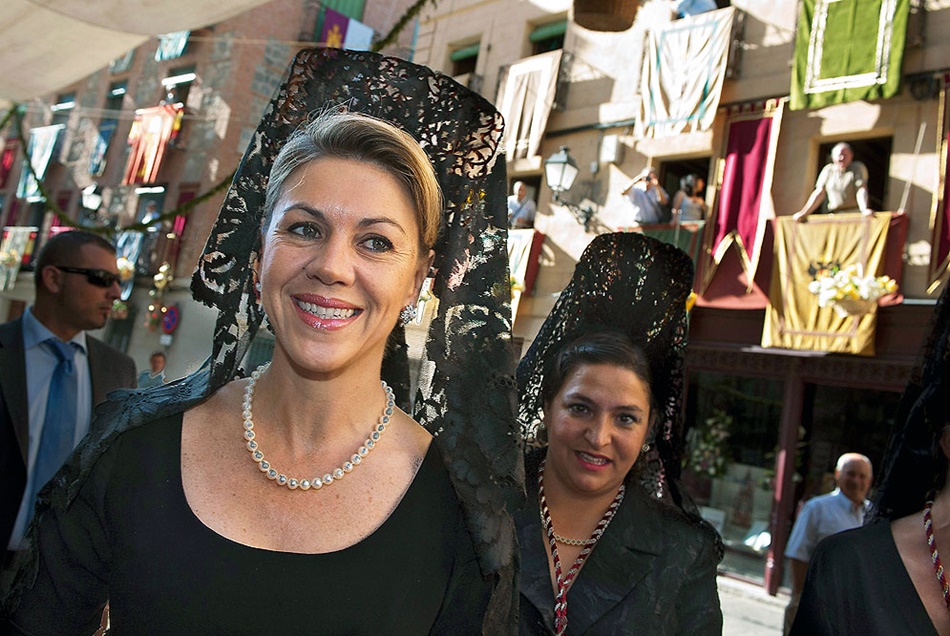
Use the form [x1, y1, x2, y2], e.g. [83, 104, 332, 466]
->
[807, 264, 897, 318]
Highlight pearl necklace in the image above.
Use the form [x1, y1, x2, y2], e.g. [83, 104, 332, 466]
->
[242, 363, 395, 490]
[924, 500, 950, 610]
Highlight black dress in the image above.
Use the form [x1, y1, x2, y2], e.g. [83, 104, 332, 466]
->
[791, 522, 938, 635]
[8, 414, 489, 635]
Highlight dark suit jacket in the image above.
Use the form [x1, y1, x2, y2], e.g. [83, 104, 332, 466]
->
[516, 451, 723, 635]
[0, 316, 136, 549]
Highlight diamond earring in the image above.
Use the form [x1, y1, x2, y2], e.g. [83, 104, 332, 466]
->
[399, 304, 417, 326]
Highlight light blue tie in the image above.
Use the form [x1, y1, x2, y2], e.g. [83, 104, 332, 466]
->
[25, 338, 81, 527]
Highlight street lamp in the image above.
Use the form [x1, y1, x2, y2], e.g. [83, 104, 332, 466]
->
[544, 146, 595, 231]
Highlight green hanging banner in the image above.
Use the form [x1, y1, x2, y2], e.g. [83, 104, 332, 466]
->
[790, 0, 910, 111]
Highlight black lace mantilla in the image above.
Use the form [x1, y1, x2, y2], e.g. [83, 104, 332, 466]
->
[868, 282, 950, 523]
[516, 232, 722, 556]
[3, 49, 522, 632]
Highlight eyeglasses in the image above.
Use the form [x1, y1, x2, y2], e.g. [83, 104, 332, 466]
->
[54, 266, 121, 288]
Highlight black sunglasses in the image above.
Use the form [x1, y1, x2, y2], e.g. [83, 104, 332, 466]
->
[54, 266, 121, 288]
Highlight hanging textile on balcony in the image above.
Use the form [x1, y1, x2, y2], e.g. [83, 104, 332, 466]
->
[702, 99, 784, 295]
[790, 0, 909, 111]
[320, 8, 373, 51]
[114, 230, 144, 301]
[763, 214, 891, 356]
[0, 226, 36, 291]
[496, 50, 562, 161]
[619, 221, 706, 288]
[89, 119, 116, 176]
[636, 7, 735, 139]
[507, 228, 544, 323]
[121, 104, 183, 185]
[16, 125, 64, 201]
[155, 31, 190, 61]
[0, 139, 17, 189]
[929, 75, 950, 291]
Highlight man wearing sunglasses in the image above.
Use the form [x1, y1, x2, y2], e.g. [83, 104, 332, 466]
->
[0, 230, 136, 554]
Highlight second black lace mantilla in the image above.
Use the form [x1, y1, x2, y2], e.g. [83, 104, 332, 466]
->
[516, 232, 723, 555]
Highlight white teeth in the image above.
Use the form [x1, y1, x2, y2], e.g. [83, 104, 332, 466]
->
[578, 452, 608, 465]
[295, 300, 357, 319]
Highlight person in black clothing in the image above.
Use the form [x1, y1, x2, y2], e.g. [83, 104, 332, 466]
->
[515, 233, 722, 635]
[2, 50, 521, 635]
[791, 282, 950, 636]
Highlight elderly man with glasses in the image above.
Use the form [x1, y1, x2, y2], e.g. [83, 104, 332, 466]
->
[0, 230, 136, 556]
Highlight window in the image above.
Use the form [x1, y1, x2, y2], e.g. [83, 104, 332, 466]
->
[105, 81, 127, 117]
[162, 65, 196, 106]
[658, 157, 712, 208]
[814, 138, 891, 212]
[51, 93, 76, 127]
[530, 20, 566, 55]
[683, 371, 782, 583]
[450, 43, 479, 77]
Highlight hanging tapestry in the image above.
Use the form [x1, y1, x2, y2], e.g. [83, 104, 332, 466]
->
[496, 50, 562, 161]
[114, 230, 144, 301]
[320, 8, 373, 51]
[508, 229, 544, 323]
[763, 214, 890, 356]
[155, 31, 190, 62]
[790, 0, 909, 110]
[620, 222, 706, 288]
[0, 226, 36, 291]
[122, 104, 183, 185]
[0, 139, 17, 189]
[637, 7, 735, 139]
[703, 99, 784, 293]
[16, 125, 64, 201]
[929, 75, 950, 291]
[89, 119, 116, 176]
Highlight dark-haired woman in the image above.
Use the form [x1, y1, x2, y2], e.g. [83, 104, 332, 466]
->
[791, 283, 950, 636]
[672, 174, 707, 222]
[515, 233, 722, 636]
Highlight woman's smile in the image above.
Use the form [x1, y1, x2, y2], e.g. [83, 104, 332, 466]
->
[292, 295, 361, 330]
[258, 157, 431, 375]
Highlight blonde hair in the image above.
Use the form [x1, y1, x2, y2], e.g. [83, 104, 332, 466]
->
[262, 110, 442, 249]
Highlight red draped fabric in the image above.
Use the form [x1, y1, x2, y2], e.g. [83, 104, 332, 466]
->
[699, 101, 784, 305]
[0, 140, 17, 189]
[712, 116, 772, 258]
[121, 104, 182, 185]
[937, 126, 950, 273]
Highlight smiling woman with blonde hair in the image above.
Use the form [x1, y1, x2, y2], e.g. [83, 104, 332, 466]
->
[2, 49, 520, 635]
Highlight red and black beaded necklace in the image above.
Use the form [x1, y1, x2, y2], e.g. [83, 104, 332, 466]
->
[538, 459, 625, 635]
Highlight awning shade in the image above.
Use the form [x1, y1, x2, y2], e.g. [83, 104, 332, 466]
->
[0, 0, 273, 103]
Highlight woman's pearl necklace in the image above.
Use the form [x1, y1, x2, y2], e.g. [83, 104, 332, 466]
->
[242, 362, 395, 490]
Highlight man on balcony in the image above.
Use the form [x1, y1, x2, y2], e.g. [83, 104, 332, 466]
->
[507, 181, 537, 229]
[0, 230, 136, 556]
[793, 142, 873, 221]
[621, 166, 671, 224]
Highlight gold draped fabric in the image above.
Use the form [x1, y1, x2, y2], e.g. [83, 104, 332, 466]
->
[763, 213, 891, 355]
